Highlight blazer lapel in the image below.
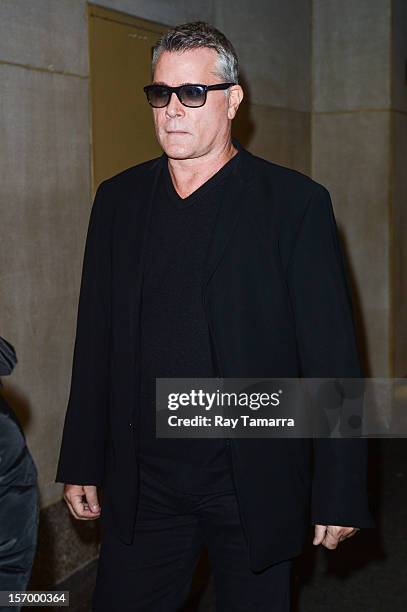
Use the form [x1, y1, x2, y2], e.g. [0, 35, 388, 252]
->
[201, 138, 255, 290]
[112, 156, 161, 351]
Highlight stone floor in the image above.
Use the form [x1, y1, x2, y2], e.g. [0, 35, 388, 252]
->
[27, 439, 407, 611]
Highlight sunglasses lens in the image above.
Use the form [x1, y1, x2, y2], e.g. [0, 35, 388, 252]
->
[179, 85, 206, 107]
[145, 85, 207, 107]
[147, 86, 170, 107]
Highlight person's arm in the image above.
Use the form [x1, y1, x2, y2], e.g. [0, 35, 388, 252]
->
[286, 184, 375, 545]
[55, 181, 111, 488]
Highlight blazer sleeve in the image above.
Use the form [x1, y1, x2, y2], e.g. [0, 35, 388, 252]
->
[55, 181, 111, 486]
[286, 184, 375, 528]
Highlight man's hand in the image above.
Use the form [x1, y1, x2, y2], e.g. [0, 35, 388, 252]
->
[63, 484, 101, 520]
[313, 524, 360, 549]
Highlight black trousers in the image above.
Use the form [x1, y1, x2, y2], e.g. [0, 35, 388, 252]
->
[92, 464, 293, 611]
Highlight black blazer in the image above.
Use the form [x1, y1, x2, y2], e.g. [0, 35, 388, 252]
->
[56, 137, 375, 571]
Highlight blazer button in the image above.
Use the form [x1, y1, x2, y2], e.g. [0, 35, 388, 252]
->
[129, 421, 132, 427]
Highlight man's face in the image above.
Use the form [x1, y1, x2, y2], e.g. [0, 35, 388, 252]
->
[151, 47, 242, 160]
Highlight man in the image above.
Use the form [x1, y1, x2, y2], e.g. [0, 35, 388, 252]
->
[56, 21, 375, 611]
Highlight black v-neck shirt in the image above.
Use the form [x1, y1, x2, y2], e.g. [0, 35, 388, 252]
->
[137, 149, 241, 494]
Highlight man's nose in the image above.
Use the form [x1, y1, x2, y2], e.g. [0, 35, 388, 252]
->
[165, 92, 185, 117]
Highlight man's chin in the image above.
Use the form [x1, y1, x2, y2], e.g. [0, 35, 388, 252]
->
[162, 143, 194, 160]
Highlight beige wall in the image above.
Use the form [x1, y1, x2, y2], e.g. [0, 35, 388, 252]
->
[216, 0, 311, 174]
[0, 1, 92, 511]
[311, 0, 407, 378]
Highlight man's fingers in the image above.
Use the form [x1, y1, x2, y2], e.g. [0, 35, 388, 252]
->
[66, 498, 93, 521]
[63, 484, 101, 520]
[334, 527, 359, 543]
[313, 524, 327, 545]
[313, 525, 360, 549]
[70, 489, 100, 519]
[322, 527, 340, 549]
[84, 485, 101, 514]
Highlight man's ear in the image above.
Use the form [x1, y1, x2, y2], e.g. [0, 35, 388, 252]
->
[227, 85, 244, 120]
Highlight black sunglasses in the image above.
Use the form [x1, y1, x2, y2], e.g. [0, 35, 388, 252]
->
[143, 82, 236, 108]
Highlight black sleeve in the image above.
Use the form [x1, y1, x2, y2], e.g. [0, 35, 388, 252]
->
[55, 182, 111, 486]
[286, 184, 375, 527]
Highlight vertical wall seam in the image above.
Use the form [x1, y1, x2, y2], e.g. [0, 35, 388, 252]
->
[86, 3, 94, 200]
[388, 0, 394, 377]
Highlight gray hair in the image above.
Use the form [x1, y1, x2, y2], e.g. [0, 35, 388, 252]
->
[151, 21, 239, 85]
